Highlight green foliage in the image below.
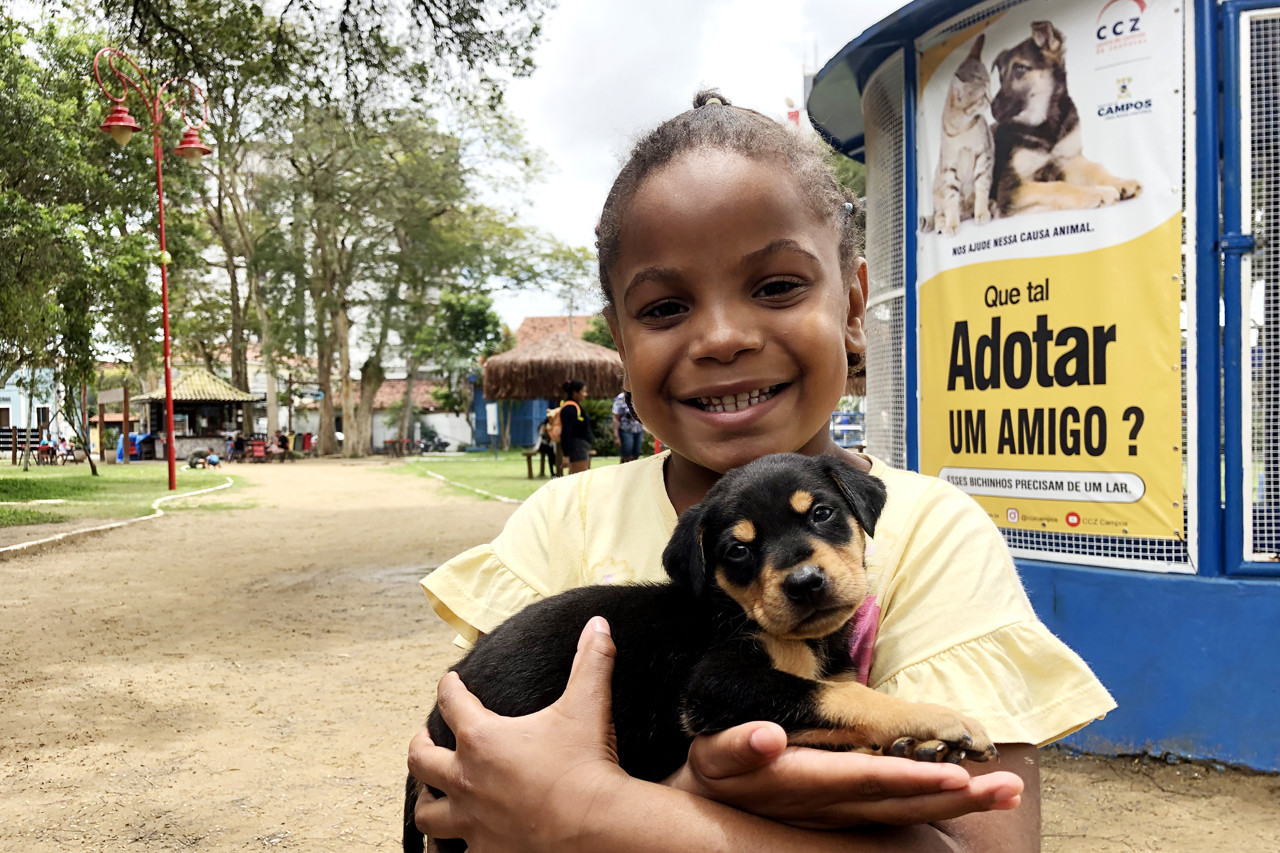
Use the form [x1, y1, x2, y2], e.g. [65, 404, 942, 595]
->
[831, 152, 866, 197]
[581, 397, 616, 457]
[0, 14, 201, 387]
[581, 314, 617, 351]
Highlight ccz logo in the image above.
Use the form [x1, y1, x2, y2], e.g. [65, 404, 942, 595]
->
[1006, 508, 1021, 524]
[1097, 0, 1146, 41]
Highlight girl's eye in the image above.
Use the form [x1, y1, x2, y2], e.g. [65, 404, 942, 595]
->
[725, 543, 751, 561]
[639, 300, 687, 321]
[811, 505, 834, 523]
[755, 279, 804, 299]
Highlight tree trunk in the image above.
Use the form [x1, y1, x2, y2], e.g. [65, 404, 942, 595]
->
[21, 368, 34, 471]
[250, 273, 279, 437]
[399, 355, 419, 442]
[336, 301, 357, 456]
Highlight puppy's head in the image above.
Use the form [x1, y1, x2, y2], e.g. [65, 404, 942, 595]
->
[663, 454, 887, 640]
[991, 21, 1066, 126]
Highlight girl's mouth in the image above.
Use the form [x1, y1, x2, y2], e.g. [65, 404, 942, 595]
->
[687, 383, 785, 413]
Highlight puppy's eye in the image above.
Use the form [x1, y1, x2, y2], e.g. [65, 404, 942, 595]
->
[811, 505, 835, 523]
[1012, 63, 1027, 78]
[724, 543, 751, 562]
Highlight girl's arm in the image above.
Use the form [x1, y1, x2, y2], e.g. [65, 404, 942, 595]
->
[409, 619, 1037, 853]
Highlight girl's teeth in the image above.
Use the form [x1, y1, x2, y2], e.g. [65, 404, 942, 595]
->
[698, 385, 777, 412]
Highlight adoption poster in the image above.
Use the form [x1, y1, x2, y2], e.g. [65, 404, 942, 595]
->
[915, 0, 1184, 542]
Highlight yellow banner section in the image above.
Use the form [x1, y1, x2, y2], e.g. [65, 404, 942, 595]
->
[919, 215, 1183, 539]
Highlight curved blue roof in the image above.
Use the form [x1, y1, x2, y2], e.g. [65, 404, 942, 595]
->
[807, 0, 982, 158]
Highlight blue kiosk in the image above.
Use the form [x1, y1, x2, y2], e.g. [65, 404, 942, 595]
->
[809, 0, 1280, 770]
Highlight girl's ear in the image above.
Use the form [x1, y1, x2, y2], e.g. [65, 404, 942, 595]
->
[662, 504, 707, 595]
[845, 257, 869, 359]
[603, 308, 630, 391]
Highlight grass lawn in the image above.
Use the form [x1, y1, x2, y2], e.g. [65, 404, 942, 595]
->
[400, 450, 620, 502]
[0, 461, 237, 527]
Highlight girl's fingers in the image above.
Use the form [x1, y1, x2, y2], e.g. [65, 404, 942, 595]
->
[564, 616, 617, 709]
[407, 730, 458, 797]
[434, 671, 491, 732]
[687, 721, 788, 780]
[413, 785, 462, 840]
[854, 771, 1023, 825]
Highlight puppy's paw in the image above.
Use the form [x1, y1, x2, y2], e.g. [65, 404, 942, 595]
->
[1113, 178, 1142, 200]
[1091, 185, 1122, 207]
[882, 705, 997, 764]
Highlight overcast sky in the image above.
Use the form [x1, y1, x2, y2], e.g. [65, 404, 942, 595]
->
[491, 0, 911, 329]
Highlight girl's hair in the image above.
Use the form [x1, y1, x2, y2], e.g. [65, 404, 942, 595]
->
[562, 379, 585, 398]
[596, 89, 862, 306]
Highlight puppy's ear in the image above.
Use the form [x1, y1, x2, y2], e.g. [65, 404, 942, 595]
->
[1031, 21, 1063, 54]
[663, 504, 707, 596]
[992, 48, 1009, 75]
[818, 456, 888, 538]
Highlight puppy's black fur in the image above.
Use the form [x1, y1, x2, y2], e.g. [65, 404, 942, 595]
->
[404, 453, 995, 852]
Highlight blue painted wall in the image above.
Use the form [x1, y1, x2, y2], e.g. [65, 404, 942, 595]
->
[471, 390, 550, 448]
[1020, 561, 1280, 770]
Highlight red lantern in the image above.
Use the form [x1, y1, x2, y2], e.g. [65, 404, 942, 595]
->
[99, 102, 142, 146]
[173, 126, 212, 164]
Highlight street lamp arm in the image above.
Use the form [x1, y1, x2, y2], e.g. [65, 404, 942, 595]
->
[92, 48, 209, 132]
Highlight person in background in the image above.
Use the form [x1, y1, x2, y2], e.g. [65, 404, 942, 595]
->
[559, 380, 592, 474]
[611, 390, 645, 463]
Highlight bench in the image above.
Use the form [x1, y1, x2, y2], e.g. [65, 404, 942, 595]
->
[523, 448, 554, 479]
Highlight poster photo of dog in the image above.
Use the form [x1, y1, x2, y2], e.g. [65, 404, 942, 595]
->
[917, 1, 1174, 243]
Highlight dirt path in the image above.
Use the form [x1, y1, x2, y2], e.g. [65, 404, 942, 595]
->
[0, 459, 1274, 851]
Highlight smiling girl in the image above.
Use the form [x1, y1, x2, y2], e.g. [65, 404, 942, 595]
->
[409, 91, 1113, 852]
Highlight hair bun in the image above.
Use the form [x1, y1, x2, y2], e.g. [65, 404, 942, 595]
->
[694, 89, 731, 109]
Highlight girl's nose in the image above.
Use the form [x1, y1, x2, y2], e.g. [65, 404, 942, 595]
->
[689, 301, 765, 363]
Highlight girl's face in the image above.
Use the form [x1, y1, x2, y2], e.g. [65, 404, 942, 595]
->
[605, 149, 867, 477]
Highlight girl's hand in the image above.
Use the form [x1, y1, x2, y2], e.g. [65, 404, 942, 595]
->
[665, 721, 1024, 829]
[408, 617, 629, 852]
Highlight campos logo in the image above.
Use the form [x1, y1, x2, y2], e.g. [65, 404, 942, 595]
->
[1097, 0, 1147, 42]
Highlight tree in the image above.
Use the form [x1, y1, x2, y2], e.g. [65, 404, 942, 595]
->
[91, 0, 553, 112]
[1, 15, 202, 471]
[581, 314, 617, 351]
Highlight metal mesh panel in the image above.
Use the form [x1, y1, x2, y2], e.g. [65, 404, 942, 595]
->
[1246, 13, 1280, 560]
[863, 52, 907, 470]
[917, 0, 1034, 53]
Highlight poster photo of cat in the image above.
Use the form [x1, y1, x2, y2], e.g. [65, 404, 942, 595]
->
[921, 22, 1143, 237]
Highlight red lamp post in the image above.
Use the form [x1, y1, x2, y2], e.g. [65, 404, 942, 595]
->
[93, 48, 211, 491]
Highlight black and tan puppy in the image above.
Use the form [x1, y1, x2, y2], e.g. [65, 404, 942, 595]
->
[404, 453, 996, 852]
[991, 21, 1141, 216]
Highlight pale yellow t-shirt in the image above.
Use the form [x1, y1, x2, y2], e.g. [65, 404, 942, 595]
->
[421, 452, 1115, 746]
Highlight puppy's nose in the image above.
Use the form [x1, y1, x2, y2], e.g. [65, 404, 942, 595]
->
[783, 565, 828, 605]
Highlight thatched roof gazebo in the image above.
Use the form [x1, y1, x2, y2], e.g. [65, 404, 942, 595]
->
[482, 333, 623, 401]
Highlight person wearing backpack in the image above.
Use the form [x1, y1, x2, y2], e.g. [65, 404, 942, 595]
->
[558, 379, 593, 474]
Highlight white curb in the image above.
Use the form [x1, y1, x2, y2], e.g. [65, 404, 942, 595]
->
[415, 469, 523, 504]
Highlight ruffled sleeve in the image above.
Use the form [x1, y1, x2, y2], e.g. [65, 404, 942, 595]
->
[421, 478, 581, 648]
[874, 620, 1117, 745]
[421, 543, 545, 647]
